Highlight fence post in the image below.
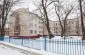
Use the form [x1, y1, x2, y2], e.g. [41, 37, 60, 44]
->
[0, 36, 1, 41]
[9, 37, 11, 43]
[40, 37, 43, 50]
[44, 36, 47, 51]
[28, 38, 29, 47]
[21, 36, 23, 46]
[82, 40, 84, 55]
[0, 36, 4, 41]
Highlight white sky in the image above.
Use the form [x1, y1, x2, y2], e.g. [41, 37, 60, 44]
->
[12, 0, 77, 11]
[11, 0, 82, 21]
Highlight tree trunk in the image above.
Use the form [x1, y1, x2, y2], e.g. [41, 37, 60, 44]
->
[0, 27, 4, 41]
[61, 32, 64, 37]
[45, 24, 53, 39]
[79, 0, 85, 40]
[82, 29, 85, 40]
[42, 0, 53, 39]
[61, 29, 65, 37]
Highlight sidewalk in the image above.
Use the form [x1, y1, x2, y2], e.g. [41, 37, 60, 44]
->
[0, 45, 26, 55]
[0, 41, 65, 55]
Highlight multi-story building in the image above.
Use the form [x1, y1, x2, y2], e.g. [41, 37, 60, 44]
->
[51, 17, 85, 36]
[9, 8, 45, 38]
[8, 8, 85, 38]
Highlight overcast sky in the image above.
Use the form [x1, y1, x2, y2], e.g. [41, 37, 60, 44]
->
[12, 0, 77, 11]
[11, 0, 82, 21]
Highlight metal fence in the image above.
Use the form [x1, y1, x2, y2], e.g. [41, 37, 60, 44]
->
[0, 36, 85, 55]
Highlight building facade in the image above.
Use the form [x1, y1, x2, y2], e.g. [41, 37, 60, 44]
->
[9, 8, 44, 37]
[8, 8, 85, 37]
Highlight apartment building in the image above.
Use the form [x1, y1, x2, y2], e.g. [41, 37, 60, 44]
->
[8, 8, 85, 37]
[51, 17, 85, 36]
[9, 8, 44, 37]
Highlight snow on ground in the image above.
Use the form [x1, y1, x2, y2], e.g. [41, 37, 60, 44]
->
[52, 36, 82, 40]
[0, 45, 25, 55]
[2, 36, 85, 55]
[0, 41, 65, 55]
[1, 36, 84, 55]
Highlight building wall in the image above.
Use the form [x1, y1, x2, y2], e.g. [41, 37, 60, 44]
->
[51, 17, 84, 36]
[9, 8, 29, 36]
[9, 8, 43, 36]
[28, 13, 40, 36]
[8, 8, 85, 37]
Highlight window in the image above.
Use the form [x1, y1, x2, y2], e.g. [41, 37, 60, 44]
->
[39, 26, 42, 29]
[68, 31, 70, 34]
[34, 17, 37, 20]
[34, 30, 37, 34]
[30, 23, 33, 27]
[39, 31, 42, 33]
[56, 23, 57, 26]
[30, 30, 33, 34]
[30, 17, 33, 21]
[72, 22, 74, 24]
[16, 26, 19, 30]
[50, 23, 52, 25]
[39, 21, 43, 24]
[56, 27, 58, 30]
[56, 31, 58, 34]
[34, 24, 37, 27]
[68, 26, 71, 29]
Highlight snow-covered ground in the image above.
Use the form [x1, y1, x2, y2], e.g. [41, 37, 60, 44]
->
[1, 36, 85, 55]
[0, 45, 25, 55]
[52, 36, 82, 40]
[0, 41, 65, 55]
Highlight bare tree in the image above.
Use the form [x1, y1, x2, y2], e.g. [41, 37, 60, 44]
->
[79, 0, 85, 40]
[33, 0, 55, 39]
[0, 0, 19, 40]
[54, 0, 73, 38]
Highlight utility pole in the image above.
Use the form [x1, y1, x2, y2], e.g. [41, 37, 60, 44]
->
[79, 0, 85, 40]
